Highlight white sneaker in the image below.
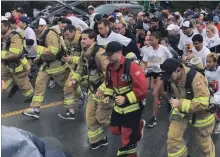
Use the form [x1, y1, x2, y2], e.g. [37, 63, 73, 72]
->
[48, 80, 55, 88]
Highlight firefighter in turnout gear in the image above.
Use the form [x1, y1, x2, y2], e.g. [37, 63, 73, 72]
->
[63, 27, 81, 69]
[69, 29, 113, 150]
[1, 20, 34, 102]
[160, 58, 215, 157]
[22, 18, 78, 119]
[62, 25, 85, 109]
[103, 41, 147, 157]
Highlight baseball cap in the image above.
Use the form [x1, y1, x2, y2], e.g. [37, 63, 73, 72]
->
[174, 12, 180, 16]
[1, 16, 8, 21]
[160, 58, 181, 81]
[213, 16, 219, 23]
[32, 18, 47, 28]
[19, 16, 29, 24]
[182, 21, 193, 29]
[88, 5, 94, 10]
[5, 12, 11, 18]
[102, 41, 123, 56]
[167, 24, 179, 31]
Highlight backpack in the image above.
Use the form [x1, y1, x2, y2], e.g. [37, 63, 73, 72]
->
[38, 29, 66, 60]
[185, 68, 216, 125]
[5, 31, 28, 55]
[106, 58, 132, 89]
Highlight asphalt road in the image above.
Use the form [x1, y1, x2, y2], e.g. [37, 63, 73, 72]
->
[2, 84, 220, 157]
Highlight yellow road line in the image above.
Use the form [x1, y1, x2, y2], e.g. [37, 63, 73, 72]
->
[1, 101, 63, 118]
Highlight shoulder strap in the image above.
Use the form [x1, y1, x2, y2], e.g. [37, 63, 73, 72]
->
[124, 58, 132, 84]
[185, 68, 196, 99]
[186, 68, 196, 89]
[92, 44, 100, 58]
[41, 29, 51, 45]
[41, 29, 59, 45]
[10, 31, 24, 41]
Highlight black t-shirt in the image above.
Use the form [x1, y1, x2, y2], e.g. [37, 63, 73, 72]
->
[124, 29, 136, 42]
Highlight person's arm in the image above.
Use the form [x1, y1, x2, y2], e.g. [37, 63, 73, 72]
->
[140, 50, 149, 72]
[78, 18, 89, 30]
[164, 46, 173, 58]
[124, 63, 147, 104]
[177, 35, 184, 57]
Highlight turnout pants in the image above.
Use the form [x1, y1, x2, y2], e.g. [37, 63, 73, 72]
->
[30, 68, 81, 108]
[110, 103, 143, 157]
[2, 63, 34, 98]
[86, 94, 114, 144]
[168, 116, 215, 157]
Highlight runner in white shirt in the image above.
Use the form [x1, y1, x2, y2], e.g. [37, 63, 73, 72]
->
[190, 34, 210, 65]
[204, 25, 220, 53]
[194, 21, 207, 38]
[67, 15, 89, 32]
[141, 32, 172, 128]
[97, 19, 140, 59]
[177, 21, 197, 61]
[18, 16, 37, 60]
[88, 5, 97, 29]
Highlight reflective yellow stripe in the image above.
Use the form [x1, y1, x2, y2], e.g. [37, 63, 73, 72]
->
[9, 47, 21, 54]
[181, 99, 191, 113]
[126, 91, 137, 104]
[114, 86, 131, 94]
[190, 114, 215, 127]
[72, 56, 80, 64]
[124, 103, 140, 114]
[72, 73, 81, 82]
[117, 147, 137, 156]
[172, 108, 185, 118]
[4, 79, 13, 89]
[15, 64, 23, 73]
[1, 50, 7, 59]
[36, 45, 45, 55]
[92, 96, 104, 102]
[21, 57, 28, 65]
[46, 64, 68, 74]
[23, 88, 34, 97]
[98, 83, 106, 92]
[104, 88, 114, 96]
[64, 99, 74, 105]
[48, 46, 59, 55]
[192, 97, 209, 105]
[89, 75, 103, 82]
[114, 105, 124, 114]
[114, 103, 140, 114]
[168, 145, 187, 157]
[88, 127, 104, 138]
[33, 96, 43, 102]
